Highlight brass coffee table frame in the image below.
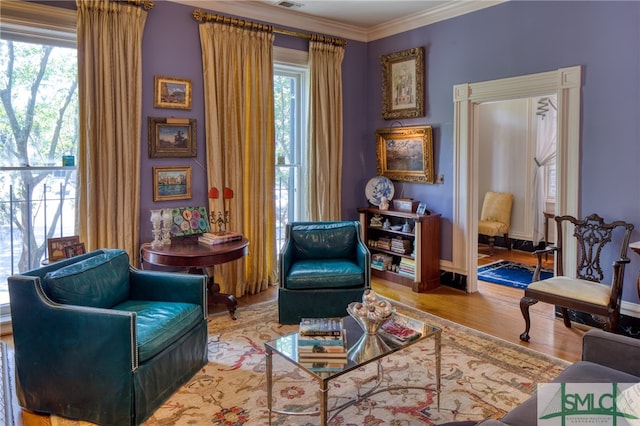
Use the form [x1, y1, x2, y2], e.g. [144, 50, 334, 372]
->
[264, 315, 441, 425]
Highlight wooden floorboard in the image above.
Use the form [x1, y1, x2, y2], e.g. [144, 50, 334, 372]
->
[222, 245, 584, 362]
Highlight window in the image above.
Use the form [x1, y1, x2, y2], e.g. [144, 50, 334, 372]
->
[0, 2, 78, 324]
[274, 48, 308, 251]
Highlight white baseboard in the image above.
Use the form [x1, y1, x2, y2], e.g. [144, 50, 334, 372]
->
[621, 301, 640, 319]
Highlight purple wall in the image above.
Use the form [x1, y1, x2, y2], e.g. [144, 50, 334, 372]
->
[45, 1, 640, 303]
[361, 1, 640, 302]
[138, 2, 368, 244]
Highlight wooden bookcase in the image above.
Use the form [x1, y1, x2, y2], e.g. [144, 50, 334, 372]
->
[358, 207, 440, 292]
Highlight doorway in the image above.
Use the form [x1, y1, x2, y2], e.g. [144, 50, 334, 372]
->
[452, 66, 582, 293]
[476, 96, 557, 259]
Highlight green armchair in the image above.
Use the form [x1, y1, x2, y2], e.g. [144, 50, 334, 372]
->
[8, 248, 208, 425]
[278, 221, 371, 324]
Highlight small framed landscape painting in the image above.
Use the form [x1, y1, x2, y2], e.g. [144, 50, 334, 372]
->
[376, 125, 434, 184]
[154, 75, 192, 110]
[148, 117, 196, 158]
[153, 166, 192, 202]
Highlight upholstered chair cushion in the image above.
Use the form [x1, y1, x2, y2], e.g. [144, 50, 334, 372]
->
[43, 248, 130, 308]
[477, 220, 509, 236]
[527, 276, 611, 306]
[480, 191, 513, 230]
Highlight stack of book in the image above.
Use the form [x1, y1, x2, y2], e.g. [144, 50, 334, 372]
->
[376, 237, 391, 251]
[371, 253, 393, 271]
[398, 257, 416, 278]
[297, 317, 347, 372]
[391, 238, 412, 254]
[197, 231, 242, 245]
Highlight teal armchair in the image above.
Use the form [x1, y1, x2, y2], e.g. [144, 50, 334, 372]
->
[278, 221, 371, 324]
[8, 249, 208, 425]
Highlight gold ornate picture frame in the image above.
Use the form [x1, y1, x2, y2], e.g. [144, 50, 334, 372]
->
[153, 166, 192, 201]
[381, 47, 425, 120]
[148, 117, 197, 158]
[154, 75, 192, 110]
[376, 125, 434, 184]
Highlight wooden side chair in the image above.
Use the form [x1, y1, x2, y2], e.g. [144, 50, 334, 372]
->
[478, 191, 514, 255]
[519, 213, 634, 342]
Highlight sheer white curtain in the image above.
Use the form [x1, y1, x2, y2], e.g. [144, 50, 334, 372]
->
[532, 96, 557, 245]
[306, 38, 345, 221]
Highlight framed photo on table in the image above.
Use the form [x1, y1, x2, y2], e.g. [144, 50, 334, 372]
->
[376, 125, 434, 184]
[154, 75, 192, 110]
[47, 236, 80, 262]
[148, 117, 196, 158]
[64, 242, 86, 258]
[381, 47, 425, 120]
[153, 166, 192, 201]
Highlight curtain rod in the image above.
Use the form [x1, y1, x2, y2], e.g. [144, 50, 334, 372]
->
[192, 9, 347, 47]
[125, 0, 155, 11]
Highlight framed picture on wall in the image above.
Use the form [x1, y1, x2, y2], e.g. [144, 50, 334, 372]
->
[376, 125, 434, 183]
[153, 166, 192, 201]
[380, 47, 425, 120]
[153, 75, 192, 110]
[148, 117, 196, 158]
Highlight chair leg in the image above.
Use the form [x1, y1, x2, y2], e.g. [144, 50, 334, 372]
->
[504, 233, 511, 251]
[487, 236, 495, 256]
[519, 296, 539, 342]
[560, 307, 572, 328]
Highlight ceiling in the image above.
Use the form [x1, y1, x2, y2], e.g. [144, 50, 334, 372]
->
[171, 0, 506, 42]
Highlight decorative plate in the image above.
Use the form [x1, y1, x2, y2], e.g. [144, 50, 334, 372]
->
[365, 176, 394, 206]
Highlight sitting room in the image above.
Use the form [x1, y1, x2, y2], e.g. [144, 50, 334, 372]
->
[1, 0, 639, 424]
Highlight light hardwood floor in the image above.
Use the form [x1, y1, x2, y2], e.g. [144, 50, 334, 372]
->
[222, 246, 585, 362]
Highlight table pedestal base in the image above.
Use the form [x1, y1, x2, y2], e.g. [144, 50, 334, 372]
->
[208, 281, 237, 320]
[187, 267, 237, 320]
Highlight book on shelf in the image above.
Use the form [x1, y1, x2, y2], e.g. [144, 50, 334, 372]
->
[197, 231, 242, 245]
[299, 317, 344, 337]
[371, 253, 393, 271]
[378, 313, 425, 346]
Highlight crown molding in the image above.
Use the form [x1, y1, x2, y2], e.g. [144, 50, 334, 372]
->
[175, 0, 368, 41]
[171, 0, 506, 43]
[367, 1, 507, 41]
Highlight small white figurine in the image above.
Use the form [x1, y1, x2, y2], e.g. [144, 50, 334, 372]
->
[379, 196, 390, 211]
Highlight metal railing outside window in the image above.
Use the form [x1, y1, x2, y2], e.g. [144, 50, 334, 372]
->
[0, 167, 77, 307]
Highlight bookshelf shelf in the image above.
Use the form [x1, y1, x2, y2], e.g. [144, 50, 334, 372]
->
[358, 207, 441, 292]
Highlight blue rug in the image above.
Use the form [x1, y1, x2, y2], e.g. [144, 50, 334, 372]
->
[478, 260, 553, 289]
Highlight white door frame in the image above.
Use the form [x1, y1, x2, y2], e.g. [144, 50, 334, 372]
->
[452, 66, 582, 292]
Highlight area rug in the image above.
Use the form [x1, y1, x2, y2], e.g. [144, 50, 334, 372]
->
[23, 299, 569, 426]
[478, 260, 553, 290]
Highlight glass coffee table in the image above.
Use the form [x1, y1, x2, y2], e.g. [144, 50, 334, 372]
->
[264, 314, 441, 425]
